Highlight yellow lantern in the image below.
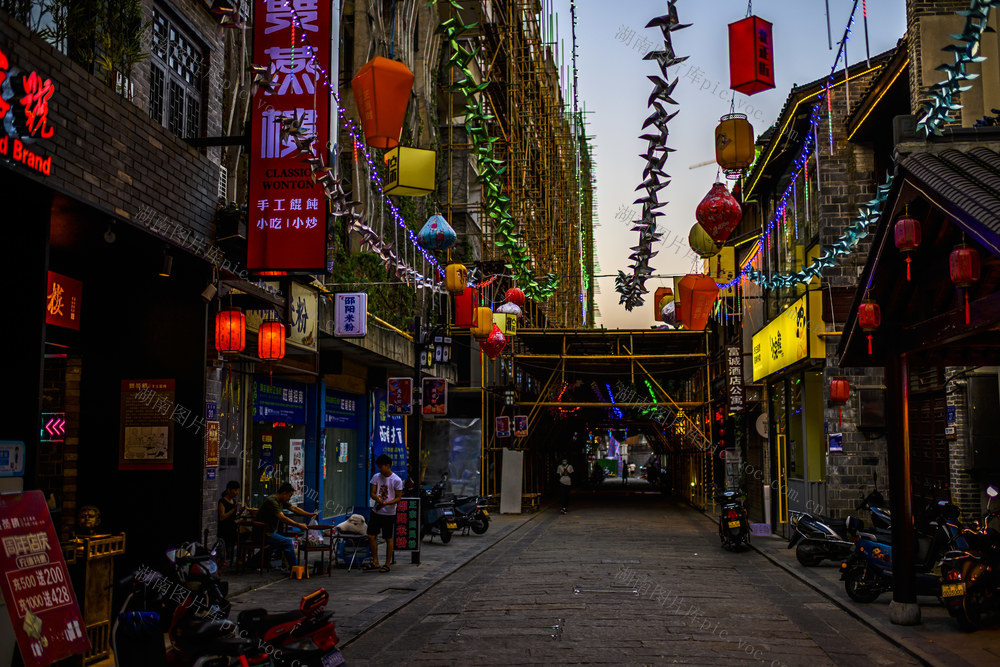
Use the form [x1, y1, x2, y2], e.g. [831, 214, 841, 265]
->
[472, 306, 493, 339]
[384, 146, 436, 196]
[689, 222, 721, 259]
[446, 264, 468, 295]
[715, 113, 755, 177]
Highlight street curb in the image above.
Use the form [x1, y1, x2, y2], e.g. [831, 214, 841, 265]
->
[700, 510, 966, 667]
[338, 505, 549, 649]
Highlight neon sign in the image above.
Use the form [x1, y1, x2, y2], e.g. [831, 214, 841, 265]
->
[0, 46, 55, 176]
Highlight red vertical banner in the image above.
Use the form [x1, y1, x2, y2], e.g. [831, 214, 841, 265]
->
[248, 0, 331, 271]
[0, 491, 90, 665]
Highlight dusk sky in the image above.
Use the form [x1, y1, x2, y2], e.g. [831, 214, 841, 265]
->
[552, 0, 908, 328]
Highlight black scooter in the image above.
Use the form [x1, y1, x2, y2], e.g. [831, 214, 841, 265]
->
[420, 476, 458, 544]
[789, 488, 889, 566]
[718, 490, 751, 551]
[453, 494, 490, 535]
[939, 485, 1000, 631]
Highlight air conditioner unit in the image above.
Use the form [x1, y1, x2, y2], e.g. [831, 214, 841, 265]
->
[218, 165, 228, 202]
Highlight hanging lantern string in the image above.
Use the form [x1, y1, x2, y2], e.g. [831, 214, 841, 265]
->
[272, 0, 450, 282]
[720, 0, 861, 291]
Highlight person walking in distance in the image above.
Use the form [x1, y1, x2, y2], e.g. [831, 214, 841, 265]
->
[365, 454, 403, 572]
[557, 458, 574, 514]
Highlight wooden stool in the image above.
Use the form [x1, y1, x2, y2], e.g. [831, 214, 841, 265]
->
[290, 565, 308, 579]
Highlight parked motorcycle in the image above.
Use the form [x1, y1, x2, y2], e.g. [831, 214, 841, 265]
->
[453, 494, 490, 535]
[789, 488, 890, 567]
[237, 588, 344, 666]
[939, 485, 1000, 631]
[420, 476, 458, 544]
[841, 498, 966, 603]
[718, 490, 751, 551]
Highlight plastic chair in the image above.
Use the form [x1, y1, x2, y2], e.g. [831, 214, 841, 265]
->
[334, 529, 370, 572]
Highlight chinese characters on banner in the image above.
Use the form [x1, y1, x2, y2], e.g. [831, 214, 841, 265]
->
[0, 491, 90, 666]
[421, 378, 447, 416]
[45, 272, 81, 331]
[373, 389, 406, 480]
[394, 498, 420, 551]
[120, 380, 175, 470]
[248, 0, 331, 270]
[0, 46, 56, 176]
[727, 345, 745, 414]
[495, 416, 510, 438]
[387, 378, 413, 416]
[205, 420, 220, 468]
[289, 439, 305, 505]
[334, 293, 367, 337]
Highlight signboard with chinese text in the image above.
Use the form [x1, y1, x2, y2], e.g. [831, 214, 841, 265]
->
[513, 416, 528, 438]
[334, 293, 367, 337]
[387, 378, 413, 416]
[45, 272, 81, 330]
[119, 380, 175, 470]
[288, 282, 318, 350]
[421, 378, 447, 416]
[373, 389, 406, 480]
[394, 498, 420, 551]
[205, 421, 220, 468]
[0, 440, 25, 477]
[0, 46, 56, 177]
[726, 345, 745, 414]
[325, 391, 358, 428]
[751, 291, 822, 381]
[289, 439, 305, 505]
[253, 381, 307, 424]
[496, 416, 510, 438]
[248, 0, 332, 271]
[0, 491, 90, 665]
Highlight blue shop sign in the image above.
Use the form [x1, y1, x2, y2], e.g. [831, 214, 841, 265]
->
[373, 389, 406, 480]
[325, 391, 359, 429]
[253, 381, 307, 424]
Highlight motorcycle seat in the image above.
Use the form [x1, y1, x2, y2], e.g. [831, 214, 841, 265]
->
[236, 608, 304, 636]
[185, 618, 236, 642]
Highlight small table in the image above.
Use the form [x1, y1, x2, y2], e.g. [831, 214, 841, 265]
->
[297, 524, 335, 576]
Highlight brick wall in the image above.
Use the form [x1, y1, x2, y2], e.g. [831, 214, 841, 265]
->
[946, 367, 983, 520]
[0, 5, 221, 244]
[38, 356, 82, 542]
[905, 0, 971, 125]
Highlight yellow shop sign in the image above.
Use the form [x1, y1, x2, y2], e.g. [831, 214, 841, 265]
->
[751, 291, 823, 381]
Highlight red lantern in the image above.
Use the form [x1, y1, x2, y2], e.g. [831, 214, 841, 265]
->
[258, 321, 286, 361]
[858, 300, 881, 355]
[479, 324, 507, 360]
[505, 288, 525, 308]
[830, 378, 850, 429]
[950, 245, 981, 325]
[454, 287, 480, 328]
[351, 57, 415, 149]
[677, 274, 721, 331]
[893, 216, 921, 281]
[215, 309, 245, 354]
[728, 16, 775, 95]
[695, 183, 743, 244]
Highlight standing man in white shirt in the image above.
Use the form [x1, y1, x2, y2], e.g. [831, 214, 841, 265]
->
[556, 458, 574, 514]
[365, 454, 404, 572]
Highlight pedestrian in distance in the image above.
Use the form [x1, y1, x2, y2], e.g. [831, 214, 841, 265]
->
[622, 463, 629, 486]
[217, 480, 242, 564]
[255, 482, 317, 573]
[365, 454, 404, 572]
[557, 458, 574, 514]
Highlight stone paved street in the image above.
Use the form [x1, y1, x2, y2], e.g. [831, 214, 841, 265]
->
[342, 488, 919, 666]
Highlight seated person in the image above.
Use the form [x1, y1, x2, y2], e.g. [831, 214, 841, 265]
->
[255, 482, 317, 571]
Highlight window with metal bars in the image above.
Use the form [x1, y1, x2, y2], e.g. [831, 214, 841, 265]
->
[147, 7, 204, 139]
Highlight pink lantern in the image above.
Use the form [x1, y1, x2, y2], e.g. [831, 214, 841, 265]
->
[695, 182, 743, 244]
[479, 324, 507, 359]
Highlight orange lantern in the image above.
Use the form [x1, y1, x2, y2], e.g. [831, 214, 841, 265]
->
[950, 245, 981, 325]
[830, 378, 850, 428]
[653, 287, 673, 322]
[351, 57, 415, 149]
[858, 300, 880, 355]
[472, 306, 493, 340]
[215, 309, 245, 354]
[715, 113, 755, 177]
[258, 321, 286, 361]
[446, 264, 469, 295]
[677, 274, 721, 331]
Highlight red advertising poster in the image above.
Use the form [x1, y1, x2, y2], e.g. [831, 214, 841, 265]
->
[45, 271, 82, 331]
[0, 491, 89, 665]
[387, 378, 413, 416]
[421, 378, 447, 416]
[248, 0, 331, 271]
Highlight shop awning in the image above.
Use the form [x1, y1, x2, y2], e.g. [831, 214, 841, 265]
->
[839, 144, 1000, 367]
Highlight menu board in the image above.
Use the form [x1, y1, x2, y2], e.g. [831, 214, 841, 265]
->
[394, 498, 420, 551]
[119, 379, 175, 470]
[0, 491, 90, 665]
